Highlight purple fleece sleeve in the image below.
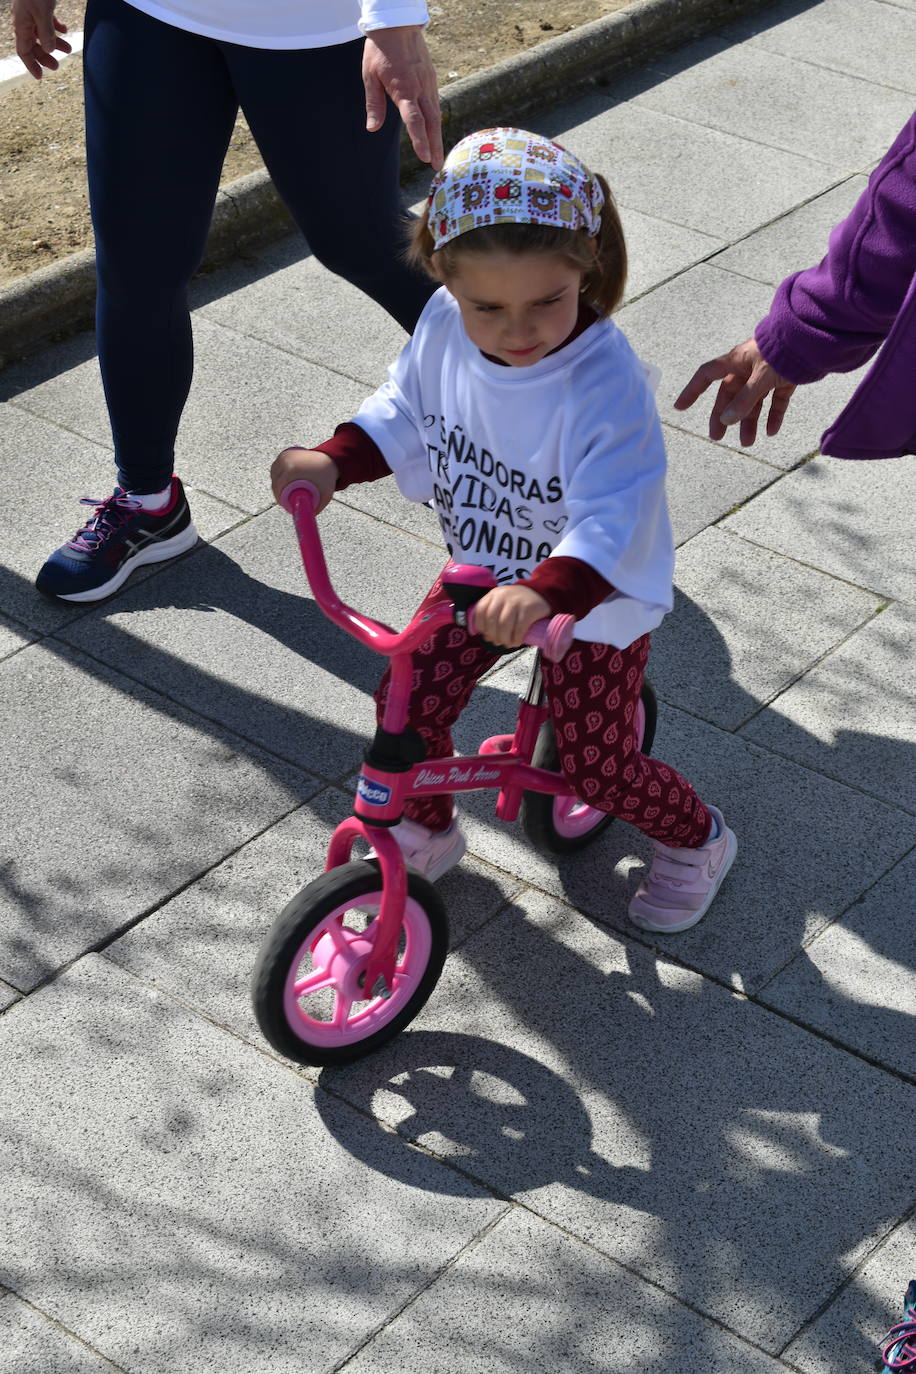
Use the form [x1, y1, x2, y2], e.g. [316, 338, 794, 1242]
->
[755, 112, 916, 384]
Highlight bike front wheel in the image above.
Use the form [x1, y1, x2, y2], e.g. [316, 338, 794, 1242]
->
[521, 681, 658, 856]
[251, 861, 449, 1066]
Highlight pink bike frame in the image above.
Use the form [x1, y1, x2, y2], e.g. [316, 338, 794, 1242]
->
[282, 481, 579, 994]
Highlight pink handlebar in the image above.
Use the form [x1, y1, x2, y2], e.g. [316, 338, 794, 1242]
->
[279, 479, 321, 513]
[281, 481, 574, 662]
[467, 605, 575, 663]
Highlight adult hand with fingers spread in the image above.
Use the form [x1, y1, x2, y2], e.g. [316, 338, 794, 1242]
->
[363, 24, 443, 169]
[12, 0, 71, 80]
[674, 338, 796, 447]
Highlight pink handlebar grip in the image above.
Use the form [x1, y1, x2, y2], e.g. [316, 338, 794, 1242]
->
[280, 479, 320, 513]
[466, 608, 575, 662]
[525, 613, 575, 662]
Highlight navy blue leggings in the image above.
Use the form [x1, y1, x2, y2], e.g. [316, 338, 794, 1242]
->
[84, 0, 435, 492]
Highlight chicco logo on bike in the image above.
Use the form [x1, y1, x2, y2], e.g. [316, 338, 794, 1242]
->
[357, 776, 392, 807]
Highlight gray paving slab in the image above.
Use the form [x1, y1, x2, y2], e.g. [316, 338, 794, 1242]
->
[56, 501, 444, 778]
[5, 319, 371, 515]
[0, 1291, 117, 1372]
[341, 1207, 790, 1373]
[0, 612, 33, 663]
[785, 1217, 916, 1374]
[197, 246, 410, 391]
[444, 669, 916, 993]
[712, 176, 867, 287]
[324, 888, 916, 1353]
[650, 526, 881, 729]
[741, 602, 916, 813]
[616, 204, 724, 302]
[741, 0, 916, 94]
[759, 845, 916, 1078]
[545, 94, 842, 240]
[618, 265, 870, 469]
[0, 980, 20, 1013]
[0, 956, 506, 1374]
[723, 455, 916, 603]
[0, 641, 314, 992]
[333, 473, 444, 543]
[106, 786, 523, 1055]
[664, 426, 779, 546]
[630, 36, 915, 167]
[0, 400, 243, 635]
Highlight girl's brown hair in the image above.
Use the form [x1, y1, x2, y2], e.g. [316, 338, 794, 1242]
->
[406, 173, 627, 317]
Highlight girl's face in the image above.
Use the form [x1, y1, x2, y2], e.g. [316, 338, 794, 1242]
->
[440, 249, 586, 367]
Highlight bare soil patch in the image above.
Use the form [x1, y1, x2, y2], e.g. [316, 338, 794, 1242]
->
[0, 0, 640, 286]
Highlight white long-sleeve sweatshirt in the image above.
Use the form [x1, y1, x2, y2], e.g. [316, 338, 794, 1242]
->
[352, 288, 675, 649]
[121, 0, 428, 48]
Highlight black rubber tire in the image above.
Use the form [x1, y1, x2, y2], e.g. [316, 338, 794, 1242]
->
[521, 680, 658, 856]
[251, 861, 449, 1066]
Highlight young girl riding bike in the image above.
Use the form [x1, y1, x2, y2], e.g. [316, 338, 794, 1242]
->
[271, 127, 737, 934]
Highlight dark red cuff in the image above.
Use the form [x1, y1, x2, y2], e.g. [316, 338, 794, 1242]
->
[314, 422, 392, 489]
[521, 557, 613, 620]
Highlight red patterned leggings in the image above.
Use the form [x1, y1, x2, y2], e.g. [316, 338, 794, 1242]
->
[375, 581, 711, 849]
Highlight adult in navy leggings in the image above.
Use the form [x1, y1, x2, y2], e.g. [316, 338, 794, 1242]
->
[83, 0, 437, 494]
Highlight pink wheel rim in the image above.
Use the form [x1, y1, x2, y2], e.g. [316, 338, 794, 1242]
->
[550, 697, 646, 838]
[282, 890, 433, 1048]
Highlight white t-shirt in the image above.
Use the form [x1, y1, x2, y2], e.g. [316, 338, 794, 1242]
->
[353, 288, 675, 649]
[122, 0, 428, 49]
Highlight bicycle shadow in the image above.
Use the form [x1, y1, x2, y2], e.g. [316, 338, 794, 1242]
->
[314, 897, 913, 1357]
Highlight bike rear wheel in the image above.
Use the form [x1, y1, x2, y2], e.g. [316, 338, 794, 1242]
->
[251, 861, 448, 1066]
[521, 681, 658, 855]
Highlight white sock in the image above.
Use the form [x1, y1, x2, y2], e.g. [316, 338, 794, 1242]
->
[130, 483, 172, 512]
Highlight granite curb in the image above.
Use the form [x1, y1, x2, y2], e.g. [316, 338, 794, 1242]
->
[0, 0, 779, 368]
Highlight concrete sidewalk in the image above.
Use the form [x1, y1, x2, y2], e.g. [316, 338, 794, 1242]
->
[2, 0, 915, 1369]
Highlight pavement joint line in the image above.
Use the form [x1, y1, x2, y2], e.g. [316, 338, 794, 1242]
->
[604, 905, 916, 1091]
[0, 1287, 128, 1373]
[5, 393, 114, 450]
[40, 629, 328, 784]
[192, 306, 384, 393]
[309, 1052, 758, 1340]
[329, 1209, 513, 1373]
[715, 595, 895, 734]
[712, 525, 910, 604]
[775, 1201, 916, 1362]
[501, 1195, 806, 1370]
[0, 0, 784, 367]
[12, 788, 322, 1003]
[656, 418, 792, 471]
[600, 92, 844, 171]
[747, 40, 916, 103]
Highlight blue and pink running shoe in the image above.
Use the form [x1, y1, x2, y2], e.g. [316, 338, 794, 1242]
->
[36, 477, 198, 602]
[881, 1281, 916, 1370]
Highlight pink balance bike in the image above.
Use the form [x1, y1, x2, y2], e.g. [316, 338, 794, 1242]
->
[251, 482, 657, 1066]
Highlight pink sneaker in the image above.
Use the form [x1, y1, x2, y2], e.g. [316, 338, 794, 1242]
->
[628, 806, 737, 933]
[368, 818, 466, 882]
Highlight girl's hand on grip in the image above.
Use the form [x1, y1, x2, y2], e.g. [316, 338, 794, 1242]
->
[271, 448, 338, 513]
[473, 584, 551, 649]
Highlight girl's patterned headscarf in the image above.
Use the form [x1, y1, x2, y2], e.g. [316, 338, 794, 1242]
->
[427, 127, 604, 250]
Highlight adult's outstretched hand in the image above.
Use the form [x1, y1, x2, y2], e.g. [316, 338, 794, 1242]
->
[12, 0, 71, 79]
[674, 337, 797, 447]
[363, 24, 444, 170]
